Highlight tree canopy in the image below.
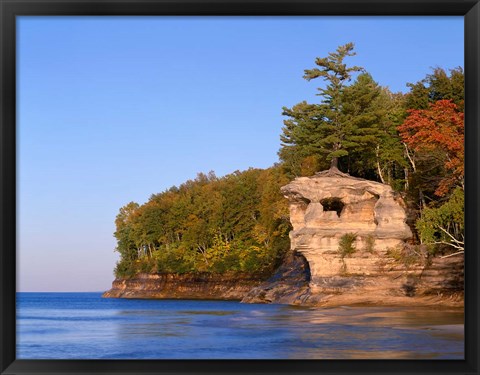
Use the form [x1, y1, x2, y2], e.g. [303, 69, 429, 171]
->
[280, 43, 367, 174]
[279, 43, 407, 187]
[398, 99, 464, 197]
[113, 166, 291, 278]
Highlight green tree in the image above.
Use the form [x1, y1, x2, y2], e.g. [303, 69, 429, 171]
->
[340, 73, 406, 181]
[372, 89, 409, 189]
[302, 43, 364, 170]
[279, 102, 327, 176]
[114, 201, 140, 261]
[279, 43, 364, 175]
[405, 67, 464, 111]
[416, 187, 464, 254]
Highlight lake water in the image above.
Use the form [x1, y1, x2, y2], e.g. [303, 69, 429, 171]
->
[16, 292, 464, 359]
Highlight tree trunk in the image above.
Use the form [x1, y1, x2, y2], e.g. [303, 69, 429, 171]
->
[404, 167, 409, 191]
[403, 143, 416, 172]
[331, 157, 339, 169]
[375, 145, 385, 184]
[419, 190, 426, 216]
[376, 160, 385, 184]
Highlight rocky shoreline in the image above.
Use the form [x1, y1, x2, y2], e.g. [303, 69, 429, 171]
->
[103, 169, 464, 309]
[103, 251, 464, 308]
[102, 272, 264, 300]
[243, 256, 464, 308]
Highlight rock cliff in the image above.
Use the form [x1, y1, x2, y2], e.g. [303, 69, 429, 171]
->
[243, 168, 463, 307]
[103, 273, 263, 300]
[282, 167, 412, 285]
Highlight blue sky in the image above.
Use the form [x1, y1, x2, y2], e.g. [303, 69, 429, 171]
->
[16, 16, 463, 292]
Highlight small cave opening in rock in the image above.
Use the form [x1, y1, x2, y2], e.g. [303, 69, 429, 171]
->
[320, 197, 344, 217]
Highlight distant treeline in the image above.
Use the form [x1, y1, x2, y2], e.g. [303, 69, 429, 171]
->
[114, 43, 464, 278]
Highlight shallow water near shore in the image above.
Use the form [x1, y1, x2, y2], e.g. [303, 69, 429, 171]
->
[16, 292, 464, 359]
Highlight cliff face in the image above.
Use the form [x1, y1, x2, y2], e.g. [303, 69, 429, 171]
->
[243, 249, 464, 307]
[243, 168, 464, 307]
[102, 273, 263, 300]
[281, 167, 412, 285]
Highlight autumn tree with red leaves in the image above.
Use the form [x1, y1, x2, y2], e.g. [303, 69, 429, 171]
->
[398, 99, 464, 197]
[399, 100, 464, 253]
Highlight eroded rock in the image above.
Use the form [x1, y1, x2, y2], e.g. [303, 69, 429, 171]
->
[281, 167, 412, 285]
[103, 273, 263, 300]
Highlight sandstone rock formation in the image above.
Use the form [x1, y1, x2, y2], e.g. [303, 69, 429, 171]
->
[103, 273, 262, 300]
[281, 167, 412, 288]
[243, 168, 463, 307]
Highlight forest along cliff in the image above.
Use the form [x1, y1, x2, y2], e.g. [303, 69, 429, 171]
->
[104, 167, 464, 307]
[243, 168, 464, 307]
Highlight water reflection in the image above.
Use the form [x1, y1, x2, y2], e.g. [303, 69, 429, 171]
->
[17, 293, 464, 359]
[269, 305, 464, 359]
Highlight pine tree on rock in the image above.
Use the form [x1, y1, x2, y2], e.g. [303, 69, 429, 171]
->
[280, 43, 403, 181]
[279, 43, 365, 175]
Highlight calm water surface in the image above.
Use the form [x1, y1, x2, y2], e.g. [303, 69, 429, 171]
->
[17, 292, 464, 359]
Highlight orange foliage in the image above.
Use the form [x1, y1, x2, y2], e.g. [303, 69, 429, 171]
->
[398, 100, 464, 196]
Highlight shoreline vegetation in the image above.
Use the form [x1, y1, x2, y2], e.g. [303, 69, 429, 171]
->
[105, 44, 464, 307]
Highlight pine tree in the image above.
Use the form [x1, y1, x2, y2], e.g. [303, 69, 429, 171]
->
[279, 44, 404, 181]
[302, 43, 365, 169]
[279, 43, 365, 175]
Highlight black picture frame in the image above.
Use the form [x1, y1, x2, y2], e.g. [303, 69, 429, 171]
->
[1, 1, 478, 374]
